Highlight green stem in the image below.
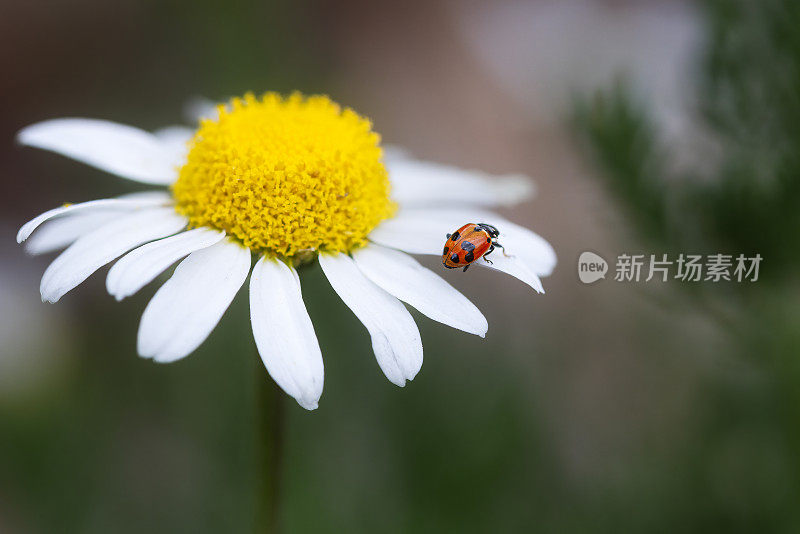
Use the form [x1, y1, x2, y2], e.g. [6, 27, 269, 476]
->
[255, 355, 285, 534]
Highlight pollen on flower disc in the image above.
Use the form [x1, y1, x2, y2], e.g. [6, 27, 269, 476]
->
[172, 92, 395, 258]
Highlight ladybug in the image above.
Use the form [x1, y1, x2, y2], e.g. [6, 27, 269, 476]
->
[442, 223, 506, 272]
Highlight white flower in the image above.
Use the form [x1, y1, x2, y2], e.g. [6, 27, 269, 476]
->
[16, 93, 556, 410]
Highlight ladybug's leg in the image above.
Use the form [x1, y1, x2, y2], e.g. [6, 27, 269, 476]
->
[482, 244, 495, 265]
[462, 264, 470, 272]
[446, 233, 451, 239]
[495, 241, 512, 258]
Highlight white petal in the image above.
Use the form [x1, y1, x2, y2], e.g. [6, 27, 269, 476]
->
[25, 211, 119, 255]
[388, 158, 536, 208]
[40, 208, 187, 303]
[250, 257, 324, 410]
[17, 119, 184, 185]
[184, 96, 222, 123]
[153, 125, 194, 163]
[368, 208, 496, 256]
[381, 145, 411, 164]
[17, 192, 172, 243]
[107, 228, 225, 301]
[352, 244, 488, 337]
[482, 219, 556, 279]
[368, 208, 555, 290]
[477, 249, 544, 293]
[319, 253, 422, 386]
[116, 190, 174, 202]
[137, 239, 251, 363]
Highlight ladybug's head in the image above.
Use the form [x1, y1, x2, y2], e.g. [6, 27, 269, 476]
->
[477, 223, 500, 238]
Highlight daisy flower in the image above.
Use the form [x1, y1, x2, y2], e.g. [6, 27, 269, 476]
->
[15, 92, 556, 410]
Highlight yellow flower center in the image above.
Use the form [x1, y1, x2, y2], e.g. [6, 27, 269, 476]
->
[172, 92, 394, 259]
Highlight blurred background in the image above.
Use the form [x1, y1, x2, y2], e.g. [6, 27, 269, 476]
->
[2, 0, 799, 532]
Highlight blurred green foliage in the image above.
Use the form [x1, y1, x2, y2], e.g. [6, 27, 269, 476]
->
[574, 0, 800, 530]
[576, 0, 800, 280]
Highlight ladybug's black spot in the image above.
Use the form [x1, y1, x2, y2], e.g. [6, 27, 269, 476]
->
[443, 246, 449, 255]
[450, 230, 460, 241]
[464, 250, 475, 263]
[460, 241, 476, 252]
[450, 253, 460, 263]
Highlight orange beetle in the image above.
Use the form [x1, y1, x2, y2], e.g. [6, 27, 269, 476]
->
[442, 223, 505, 272]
